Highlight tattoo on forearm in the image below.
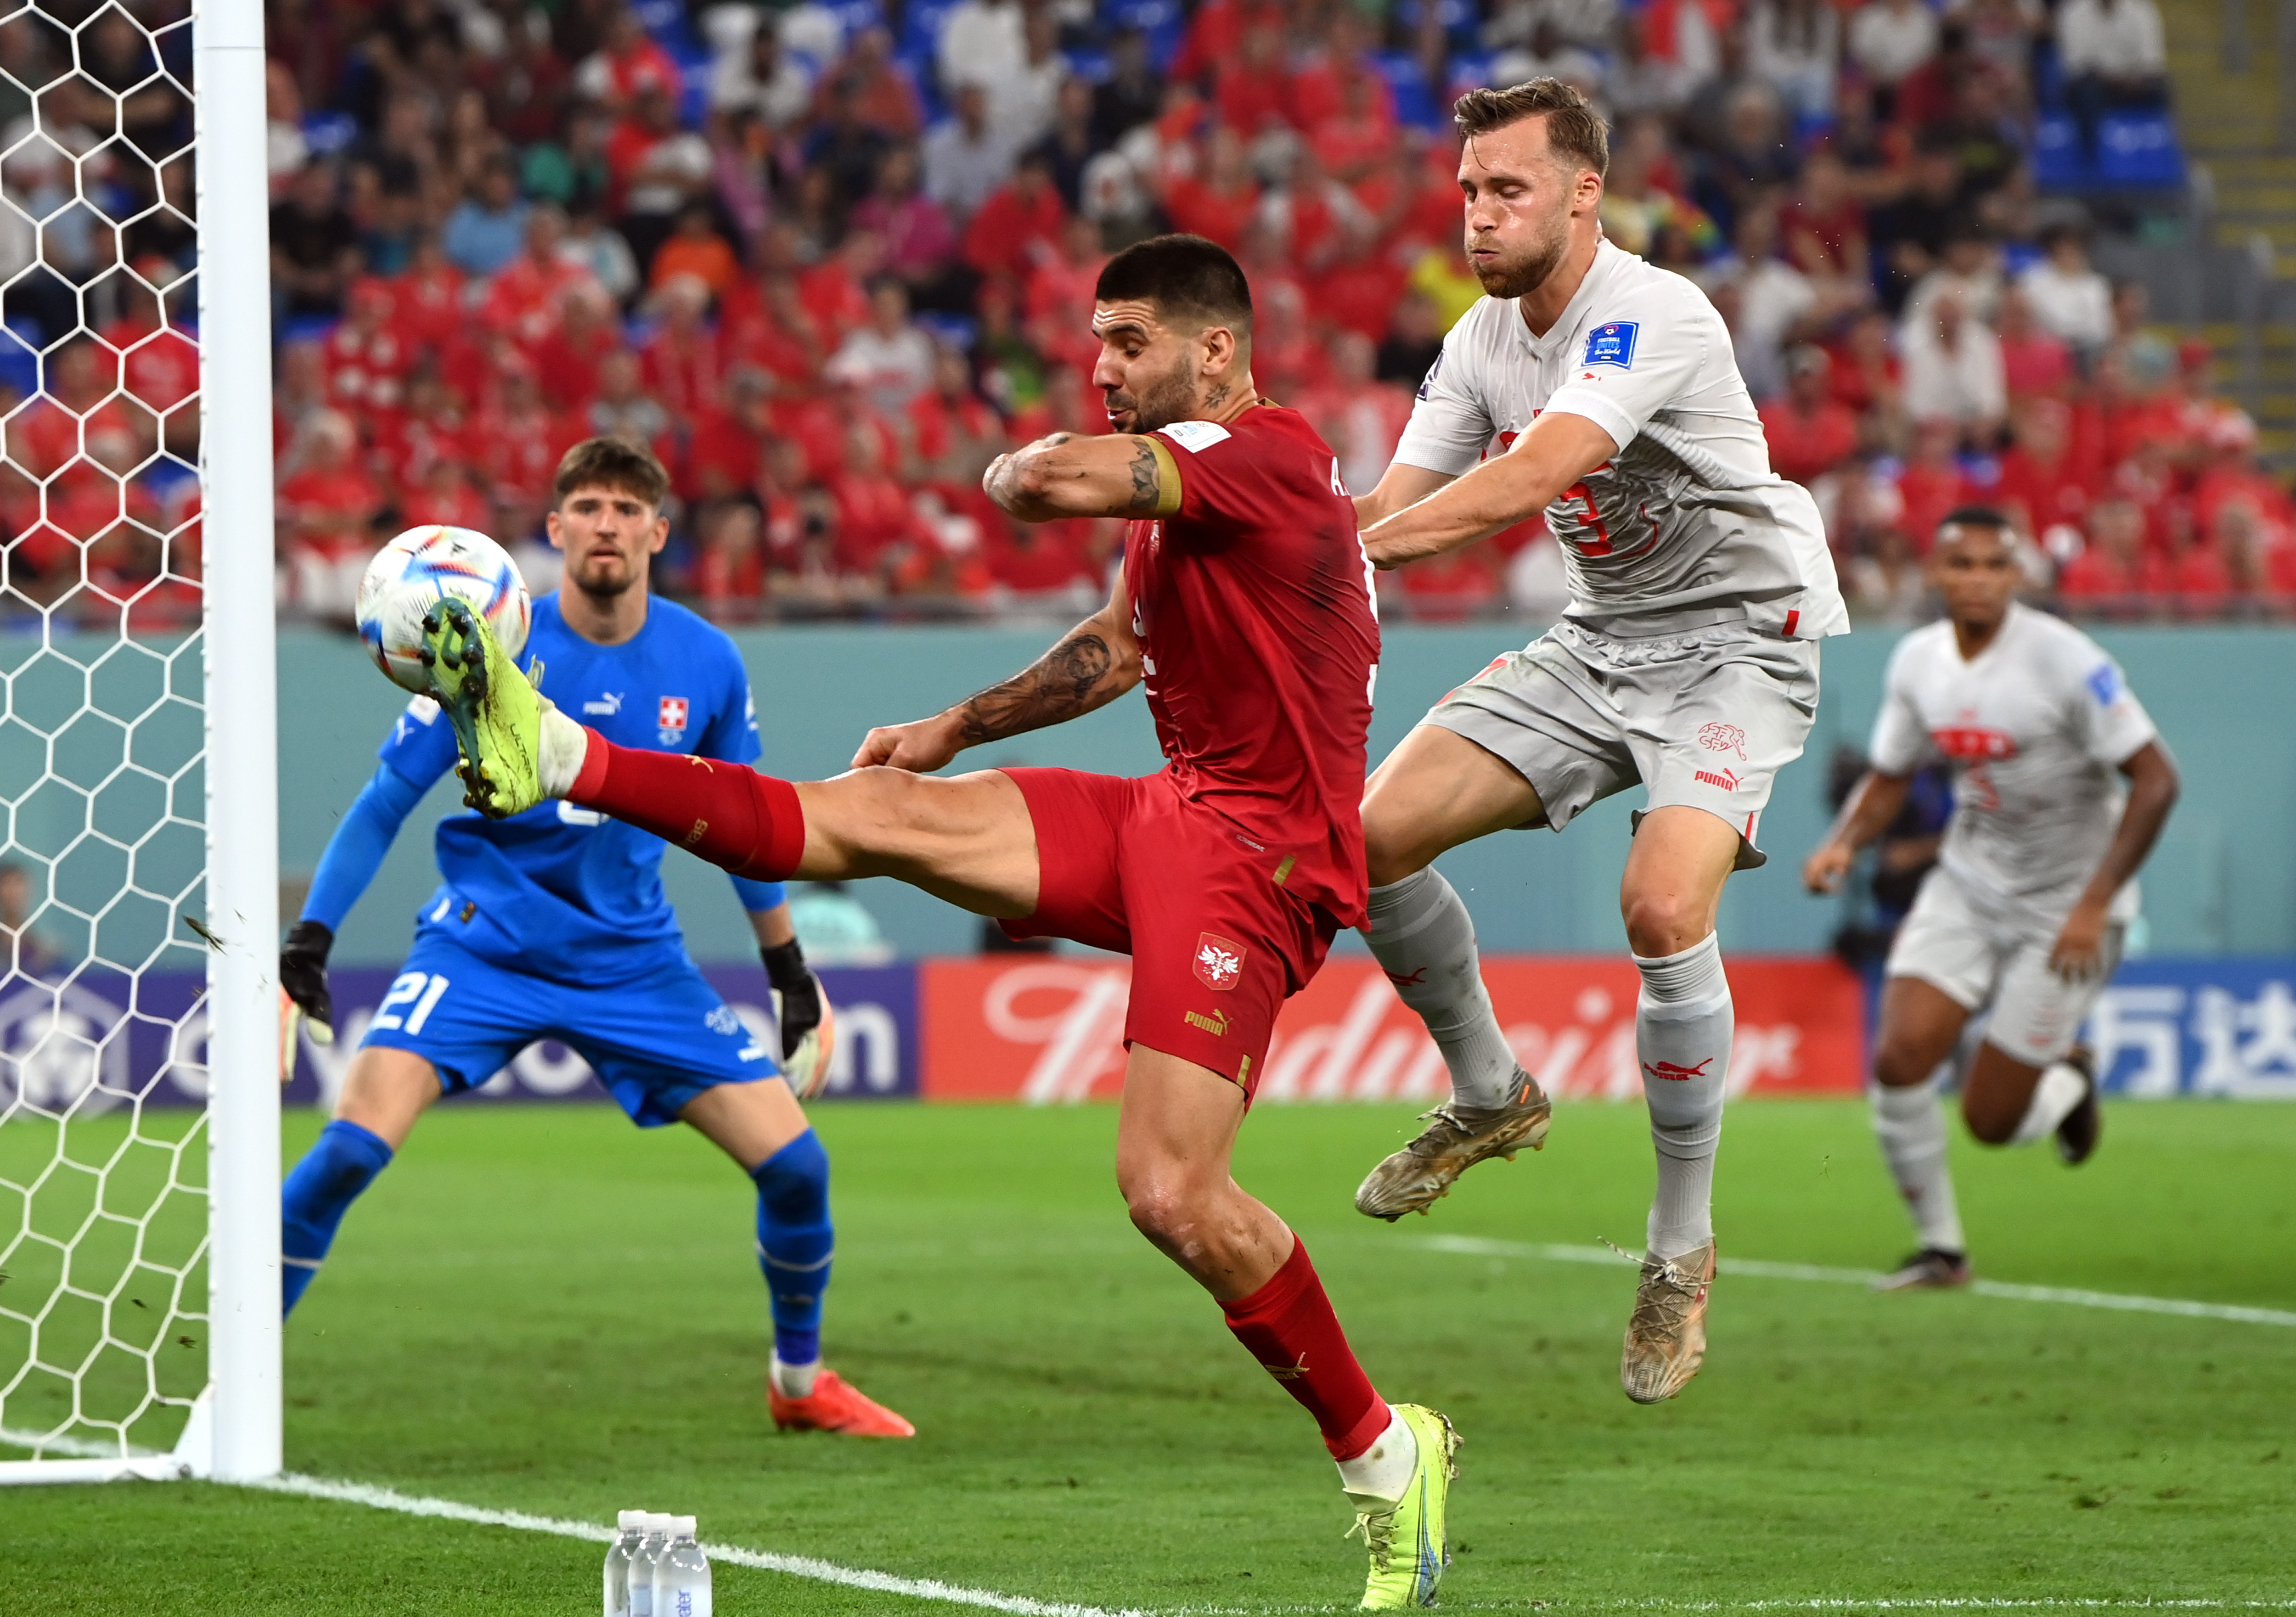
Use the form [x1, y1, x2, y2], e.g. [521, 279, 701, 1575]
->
[1126, 442, 1161, 512]
[957, 632, 1116, 744]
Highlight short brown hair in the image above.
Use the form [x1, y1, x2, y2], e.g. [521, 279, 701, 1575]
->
[1454, 78, 1610, 179]
[553, 436, 670, 509]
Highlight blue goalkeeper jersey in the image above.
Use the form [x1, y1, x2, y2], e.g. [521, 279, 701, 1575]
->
[365, 593, 763, 983]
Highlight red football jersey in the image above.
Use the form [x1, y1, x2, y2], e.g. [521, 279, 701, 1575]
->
[1124, 404, 1380, 926]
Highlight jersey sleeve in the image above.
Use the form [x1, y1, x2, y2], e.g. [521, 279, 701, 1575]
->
[1867, 641, 1930, 775]
[375, 693, 461, 791]
[2066, 644, 2157, 766]
[1390, 311, 1497, 477]
[1156, 416, 1284, 545]
[1539, 281, 1712, 454]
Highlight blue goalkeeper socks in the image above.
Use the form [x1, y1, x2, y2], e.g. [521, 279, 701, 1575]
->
[280, 1119, 394, 1315]
[752, 1129, 833, 1370]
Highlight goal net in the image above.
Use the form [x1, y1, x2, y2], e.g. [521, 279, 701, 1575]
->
[0, 0, 277, 1484]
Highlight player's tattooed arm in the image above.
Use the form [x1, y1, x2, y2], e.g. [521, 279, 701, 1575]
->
[985, 432, 1182, 522]
[850, 570, 1143, 770]
[1360, 411, 1616, 567]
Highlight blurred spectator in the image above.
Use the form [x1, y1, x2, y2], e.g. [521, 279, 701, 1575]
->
[1493, 20, 1605, 96]
[1164, 125, 1261, 252]
[855, 147, 961, 302]
[1846, 525, 1931, 622]
[1761, 346, 1860, 487]
[1298, 332, 1414, 497]
[1848, 0, 1940, 114]
[278, 410, 384, 616]
[1994, 285, 2075, 401]
[1995, 398, 2096, 539]
[925, 82, 1019, 220]
[709, 12, 812, 129]
[2058, 0, 2168, 158]
[649, 202, 741, 300]
[829, 279, 938, 415]
[2057, 496, 2159, 604]
[1093, 29, 1163, 146]
[2018, 223, 2115, 358]
[965, 151, 1068, 286]
[563, 200, 641, 303]
[940, 0, 1027, 100]
[611, 84, 715, 274]
[1035, 79, 1102, 211]
[441, 156, 529, 279]
[1748, 0, 1841, 122]
[1702, 203, 1818, 404]
[1376, 291, 1448, 391]
[1901, 287, 2006, 440]
[1895, 416, 1978, 548]
[814, 28, 923, 142]
[1868, 139, 1965, 314]
[995, 8, 1068, 148]
[575, 6, 683, 113]
[270, 160, 362, 318]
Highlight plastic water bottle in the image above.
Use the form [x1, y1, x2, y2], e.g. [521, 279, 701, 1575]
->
[652, 1516, 712, 1617]
[628, 1513, 674, 1617]
[603, 1510, 648, 1617]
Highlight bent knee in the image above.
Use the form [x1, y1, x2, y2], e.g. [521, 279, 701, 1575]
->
[1621, 890, 1710, 959]
[1960, 1090, 2020, 1145]
[1119, 1172, 1212, 1248]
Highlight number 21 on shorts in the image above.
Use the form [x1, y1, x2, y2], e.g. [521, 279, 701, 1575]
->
[371, 971, 450, 1035]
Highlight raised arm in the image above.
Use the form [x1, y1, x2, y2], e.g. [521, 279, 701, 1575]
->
[1801, 768, 1917, 895]
[850, 567, 1143, 772]
[985, 432, 1179, 522]
[2048, 740, 2180, 977]
[1359, 411, 1616, 569]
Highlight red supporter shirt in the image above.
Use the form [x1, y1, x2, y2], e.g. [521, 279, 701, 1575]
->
[1758, 397, 1859, 488]
[1160, 177, 1260, 253]
[1125, 404, 1379, 926]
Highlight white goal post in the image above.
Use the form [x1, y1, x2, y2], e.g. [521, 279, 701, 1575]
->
[0, 0, 278, 1485]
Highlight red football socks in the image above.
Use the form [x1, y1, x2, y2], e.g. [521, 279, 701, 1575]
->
[566, 729, 808, 880]
[1221, 1237, 1389, 1460]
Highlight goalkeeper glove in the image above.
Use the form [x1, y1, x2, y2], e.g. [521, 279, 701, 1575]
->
[279, 919, 335, 1085]
[763, 938, 834, 1100]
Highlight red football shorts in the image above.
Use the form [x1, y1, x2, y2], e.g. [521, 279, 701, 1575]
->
[998, 768, 1339, 1097]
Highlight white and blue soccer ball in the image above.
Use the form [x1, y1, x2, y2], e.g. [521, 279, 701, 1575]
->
[356, 525, 531, 694]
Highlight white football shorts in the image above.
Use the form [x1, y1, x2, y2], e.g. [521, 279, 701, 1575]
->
[1885, 865, 2120, 1067]
[1419, 615, 1820, 862]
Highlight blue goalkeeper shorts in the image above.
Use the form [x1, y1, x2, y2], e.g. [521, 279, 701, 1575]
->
[357, 930, 779, 1126]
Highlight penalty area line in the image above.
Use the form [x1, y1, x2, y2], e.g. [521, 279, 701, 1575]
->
[1414, 1237, 2296, 1329]
[247, 1472, 1152, 1617]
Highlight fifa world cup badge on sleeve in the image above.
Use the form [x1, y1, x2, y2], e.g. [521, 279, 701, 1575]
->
[1583, 322, 1639, 368]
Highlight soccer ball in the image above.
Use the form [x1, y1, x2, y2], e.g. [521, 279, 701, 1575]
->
[356, 525, 531, 694]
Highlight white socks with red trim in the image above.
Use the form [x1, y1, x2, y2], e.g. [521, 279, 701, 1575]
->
[1634, 933, 1733, 1261]
[1362, 868, 1520, 1111]
[1872, 1080, 1965, 1252]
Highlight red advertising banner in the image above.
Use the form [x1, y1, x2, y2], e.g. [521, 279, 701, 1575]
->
[919, 955, 1867, 1102]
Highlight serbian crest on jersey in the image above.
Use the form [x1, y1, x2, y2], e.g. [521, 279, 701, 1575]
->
[1583, 321, 1639, 369]
[658, 695, 690, 745]
[1194, 932, 1247, 991]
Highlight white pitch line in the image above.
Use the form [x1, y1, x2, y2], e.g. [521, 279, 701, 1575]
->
[1415, 1236, 2296, 1328]
[250, 1472, 1151, 1617]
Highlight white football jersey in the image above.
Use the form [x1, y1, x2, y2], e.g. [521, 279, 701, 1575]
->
[1393, 239, 1848, 639]
[1869, 602, 2158, 931]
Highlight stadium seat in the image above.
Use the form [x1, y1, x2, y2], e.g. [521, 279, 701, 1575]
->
[2031, 115, 2094, 190]
[2099, 112, 2186, 188]
[0, 320, 38, 401]
[299, 111, 359, 157]
[1395, 0, 1479, 51]
[901, 0, 960, 58]
[1103, 0, 1182, 69]
[1063, 47, 1114, 82]
[823, 0, 888, 42]
[1448, 52, 1498, 97]
[1373, 51, 1442, 131]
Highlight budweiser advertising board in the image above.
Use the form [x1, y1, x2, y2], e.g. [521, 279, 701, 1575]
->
[918, 955, 1867, 1103]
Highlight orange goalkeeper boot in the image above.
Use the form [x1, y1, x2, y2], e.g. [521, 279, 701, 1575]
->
[769, 1369, 916, 1437]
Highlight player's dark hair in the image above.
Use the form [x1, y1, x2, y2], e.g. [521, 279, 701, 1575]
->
[1453, 78, 1610, 178]
[555, 436, 670, 510]
[1094, 234, 1254, 338]
[1938, 505, 2012, 536]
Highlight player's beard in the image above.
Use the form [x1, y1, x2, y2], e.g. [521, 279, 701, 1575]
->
[1469, 201, 1572, 301]
[569, 546, 641, 601]
[1106, 352, 1197, 435]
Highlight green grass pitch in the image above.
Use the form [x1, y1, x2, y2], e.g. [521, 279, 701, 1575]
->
[5, 1097, 2293, 1614]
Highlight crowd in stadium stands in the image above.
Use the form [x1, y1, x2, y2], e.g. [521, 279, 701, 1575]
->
[0, 0, 2287, 628]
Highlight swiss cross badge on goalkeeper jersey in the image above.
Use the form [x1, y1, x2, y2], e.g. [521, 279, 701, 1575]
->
[658, 695, 690, 745]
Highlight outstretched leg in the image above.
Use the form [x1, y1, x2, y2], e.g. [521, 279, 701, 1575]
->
[1354, 725, 1555, 1220]
[1869, 977, 1975, 1291]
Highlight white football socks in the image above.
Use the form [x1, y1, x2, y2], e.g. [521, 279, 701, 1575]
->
[1634, 933, 1733, 1261]
[1871, 1081, 1965, 1252]
[2009, 1059, 2088, 1146]
[1334, 1405, 1418, 1505]
[770, 1355, 822, 1398]
[1362, 868, 1521, 1110]
[536, 702, 590, 798]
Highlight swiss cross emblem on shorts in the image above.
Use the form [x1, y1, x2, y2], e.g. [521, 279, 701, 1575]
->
[1194, 932, 1247, 991]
